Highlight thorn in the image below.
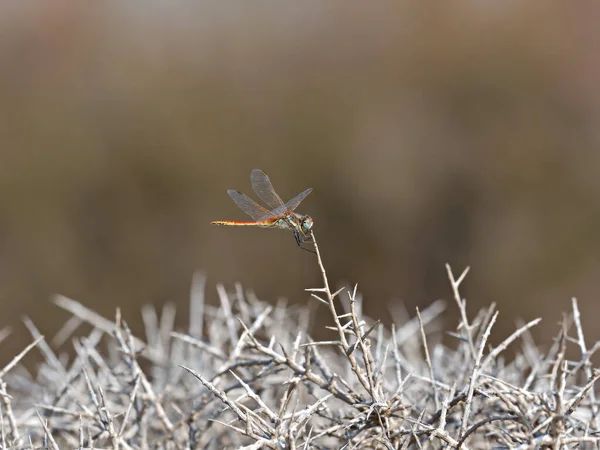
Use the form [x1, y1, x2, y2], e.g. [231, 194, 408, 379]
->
[363, 320, 381, 340]
[456, 266, 471, 285]
[331, 287, 345, 299]
[346, 343, 358, 356]
[310, 294, 329, 306]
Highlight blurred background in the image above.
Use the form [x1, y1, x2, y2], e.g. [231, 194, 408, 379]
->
[1, 2, 600, 363]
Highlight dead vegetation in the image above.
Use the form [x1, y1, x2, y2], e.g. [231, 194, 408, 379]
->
[1, 231, 599, 449]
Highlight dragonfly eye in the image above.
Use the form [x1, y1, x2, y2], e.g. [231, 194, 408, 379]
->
[301, 216, 313, 232]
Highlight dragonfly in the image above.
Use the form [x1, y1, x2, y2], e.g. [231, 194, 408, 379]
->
[211, 169, 314, 247]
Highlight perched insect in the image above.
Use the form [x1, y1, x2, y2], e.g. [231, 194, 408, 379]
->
[211, 169, 313, 247]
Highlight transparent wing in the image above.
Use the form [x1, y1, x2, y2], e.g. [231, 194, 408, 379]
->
[266, 188, 313, 217]
[284, 188, 313, 212]
[250, 169, 285, 210]
[227, 190, 271, 221]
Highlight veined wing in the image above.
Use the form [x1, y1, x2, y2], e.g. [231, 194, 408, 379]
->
[284, 187, 313, 212]
[250, 169, 285, 211]
[227, 190, 271, 221]
[265, 188, 313, 218]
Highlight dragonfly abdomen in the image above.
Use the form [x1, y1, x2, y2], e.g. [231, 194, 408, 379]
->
[211, 219, 285, 229]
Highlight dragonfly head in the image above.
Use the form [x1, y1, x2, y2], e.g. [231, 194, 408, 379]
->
[300, 215, 313, 234]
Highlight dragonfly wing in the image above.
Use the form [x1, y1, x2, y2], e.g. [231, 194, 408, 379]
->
[281, 188, 313, 213]
[227, 190, 271, 221]
[250, 169, 285, 210]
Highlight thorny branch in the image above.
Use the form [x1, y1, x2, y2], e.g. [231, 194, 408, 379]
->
[0, 240, 598, 448]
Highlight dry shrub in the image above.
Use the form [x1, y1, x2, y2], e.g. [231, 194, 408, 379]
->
[1, 232, 599, 449]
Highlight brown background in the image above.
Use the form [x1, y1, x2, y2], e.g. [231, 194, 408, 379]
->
[1, 2, 600, 364]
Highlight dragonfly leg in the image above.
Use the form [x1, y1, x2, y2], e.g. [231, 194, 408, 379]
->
[295, 231, 316, 253]
[302, 234, 314, 243]
[299, 242, 316, 253]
